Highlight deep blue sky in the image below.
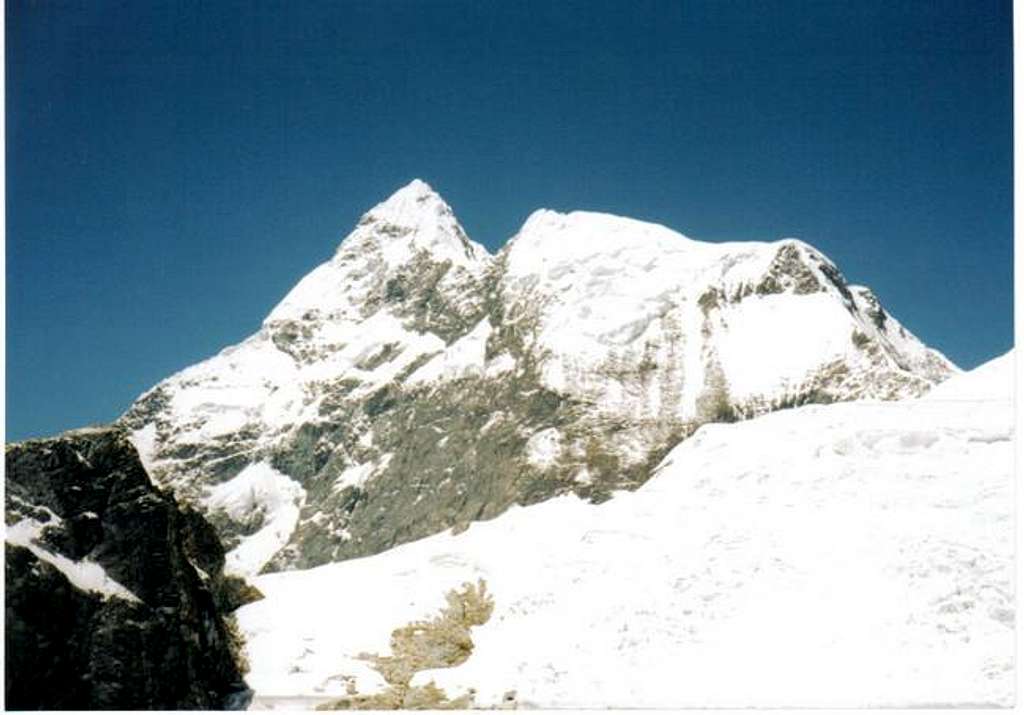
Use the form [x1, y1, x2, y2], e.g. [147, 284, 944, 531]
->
[7, 0, 1013, 440]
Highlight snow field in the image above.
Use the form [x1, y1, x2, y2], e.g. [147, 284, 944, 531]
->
[236, 353, 1013, 708]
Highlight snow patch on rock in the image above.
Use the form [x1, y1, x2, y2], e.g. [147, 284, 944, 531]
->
[332, 454, 393, 494]
[203, 462, 307, 577]
[6, 517, 142, 603]
[128, 422, 158, 475]
[407, 319, 492, 386]
[524, 428, 563, 469]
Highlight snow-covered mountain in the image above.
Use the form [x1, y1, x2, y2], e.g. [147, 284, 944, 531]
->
[120, 179, 956, 575]
[237, 352, 1014, 709]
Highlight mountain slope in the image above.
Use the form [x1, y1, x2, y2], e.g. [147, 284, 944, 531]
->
[236, 351, 1013, 709]
[120, 179, 956, 574]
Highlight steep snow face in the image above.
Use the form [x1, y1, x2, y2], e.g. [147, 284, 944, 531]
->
[237, 351, 1013, 708]
[501, 210, 954, 426]
[122, 182, 957, 572]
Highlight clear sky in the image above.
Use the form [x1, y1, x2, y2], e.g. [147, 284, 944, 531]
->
[7, 0, 1013, 440]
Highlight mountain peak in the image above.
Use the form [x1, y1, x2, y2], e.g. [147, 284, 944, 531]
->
[359, 178, 450, 231]
[343, 179, 487, 267]
[377, 177, 439, 209]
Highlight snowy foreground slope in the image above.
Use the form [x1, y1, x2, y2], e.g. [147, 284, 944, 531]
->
[237, 352, 1014, 709]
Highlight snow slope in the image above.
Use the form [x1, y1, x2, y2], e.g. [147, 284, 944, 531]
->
[237, 351, 1014, 708]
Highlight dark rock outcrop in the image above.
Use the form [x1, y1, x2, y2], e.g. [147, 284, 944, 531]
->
[5, 426, 256, 710]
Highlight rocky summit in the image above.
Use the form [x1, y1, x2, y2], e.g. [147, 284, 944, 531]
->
[5, 427, 257, 710]
[119, 179, 956, 575]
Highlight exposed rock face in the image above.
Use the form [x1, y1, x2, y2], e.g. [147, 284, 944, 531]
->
[119, 179, 958, 574]
[5, 427, 256, 710]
